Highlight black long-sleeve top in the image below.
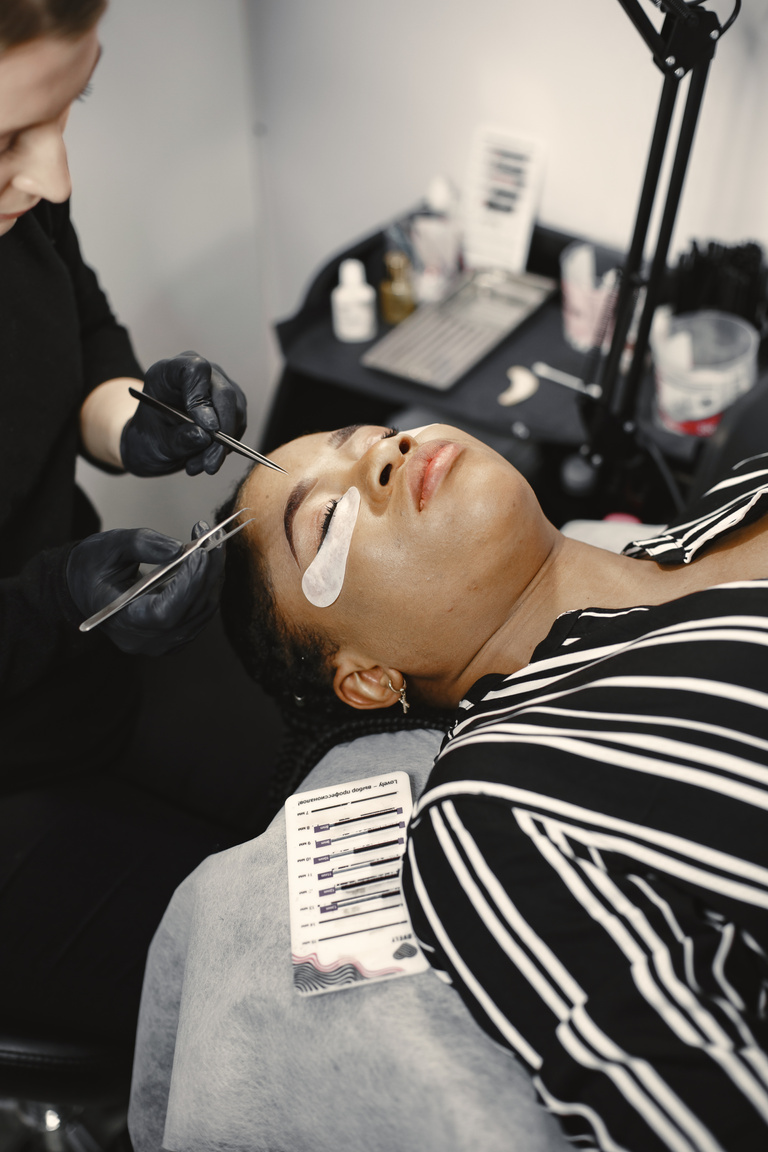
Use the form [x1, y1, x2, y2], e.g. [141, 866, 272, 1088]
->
[0, 199, 144, 783]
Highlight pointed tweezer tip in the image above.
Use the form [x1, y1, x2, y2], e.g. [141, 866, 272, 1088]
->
[262, 458, 289, 474]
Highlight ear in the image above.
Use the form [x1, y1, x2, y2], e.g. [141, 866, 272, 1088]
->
[333, 661, 404, 711]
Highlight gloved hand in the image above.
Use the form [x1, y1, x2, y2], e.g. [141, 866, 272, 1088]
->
[67, 522, 225, 657]
[121, 351, 247, 477]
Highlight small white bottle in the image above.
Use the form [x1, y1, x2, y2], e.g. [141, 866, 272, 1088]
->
[331, 258, 377, 342]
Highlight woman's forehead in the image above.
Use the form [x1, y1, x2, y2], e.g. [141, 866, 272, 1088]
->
[242, 425, 367, 500]
[242, 431, 321, 495]
[238, 431, 326, 547]
[268, 429, 331, 471]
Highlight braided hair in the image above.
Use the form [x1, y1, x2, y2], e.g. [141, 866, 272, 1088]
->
[217, 479, 453, 815]
[217, 482, 337, 710]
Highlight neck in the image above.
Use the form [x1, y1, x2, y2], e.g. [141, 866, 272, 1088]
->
[412, 505, 768, 711]
[442, 532, 724, 706]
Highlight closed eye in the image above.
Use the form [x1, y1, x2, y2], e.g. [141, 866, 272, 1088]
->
[0, 133, 18, 157]
[318, 499, 338, 551]
[314, 426, 399, 551]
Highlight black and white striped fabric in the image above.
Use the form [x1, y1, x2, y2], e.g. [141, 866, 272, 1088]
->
[402, 454, 768, 1152]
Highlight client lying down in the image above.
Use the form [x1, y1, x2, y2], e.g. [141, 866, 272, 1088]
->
[131, 424, 768, 1152]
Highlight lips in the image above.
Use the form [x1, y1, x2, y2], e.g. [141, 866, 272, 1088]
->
[407, 441, 462, 510]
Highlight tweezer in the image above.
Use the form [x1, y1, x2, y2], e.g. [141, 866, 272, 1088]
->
[79, 508, 255, 632]
[128, 387, 287, 474]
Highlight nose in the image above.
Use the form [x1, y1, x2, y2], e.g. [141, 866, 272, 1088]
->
[359, 431, 415, 504]
[11, 119, 72, 204]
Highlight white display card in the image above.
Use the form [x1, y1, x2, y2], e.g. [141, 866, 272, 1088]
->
[285, 771, 429, 995]
[463, 125, 546, 274]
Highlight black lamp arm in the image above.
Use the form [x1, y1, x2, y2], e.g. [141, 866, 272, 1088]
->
[616, 0, 722, 76]
[615, 0, 669, 62]
[575, 0, 740, 508]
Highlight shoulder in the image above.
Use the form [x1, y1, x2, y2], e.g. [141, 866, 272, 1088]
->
[415, 572, 768, 815]
[623, 452, 768, 564]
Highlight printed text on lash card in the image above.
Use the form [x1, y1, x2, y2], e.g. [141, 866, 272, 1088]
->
[285, 771, 428, 995]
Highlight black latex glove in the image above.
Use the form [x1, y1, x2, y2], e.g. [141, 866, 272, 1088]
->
[67, 522, 225, 657]
[121, 351, 247, 477]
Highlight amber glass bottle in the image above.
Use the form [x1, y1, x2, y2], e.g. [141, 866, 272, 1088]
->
[379, 251, 416, 325]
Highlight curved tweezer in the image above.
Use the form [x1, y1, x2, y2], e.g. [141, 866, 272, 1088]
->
[128, 387, 288, 474]
[79, 507, 256, 633]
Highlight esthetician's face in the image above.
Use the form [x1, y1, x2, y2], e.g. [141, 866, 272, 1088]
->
[240, 424, 555, 696]
[0, 29, 101, 237]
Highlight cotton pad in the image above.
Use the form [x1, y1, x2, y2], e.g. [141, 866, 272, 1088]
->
[302, 487, 361, 608]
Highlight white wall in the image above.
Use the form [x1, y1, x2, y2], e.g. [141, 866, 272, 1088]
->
[246, 0, 768, 321]
[68, 0, 274, 537]
[65, 0, 768, 541]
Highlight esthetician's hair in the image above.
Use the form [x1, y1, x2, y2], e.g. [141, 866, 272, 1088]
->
[0, 0, 106, 50]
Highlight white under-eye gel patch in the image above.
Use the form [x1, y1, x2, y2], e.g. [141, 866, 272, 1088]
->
[301, 486, 361, 608]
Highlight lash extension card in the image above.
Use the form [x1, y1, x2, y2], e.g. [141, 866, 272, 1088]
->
[285, 771, 428, 996]
[463, 125, 546, 275]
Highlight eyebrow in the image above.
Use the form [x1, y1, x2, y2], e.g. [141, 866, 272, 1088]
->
[282, 426, 364, 562]
[328, 424, 363, 449]
[284, 478, 315, 564]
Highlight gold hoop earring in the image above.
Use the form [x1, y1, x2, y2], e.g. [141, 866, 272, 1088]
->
[387, 677, 409, 714]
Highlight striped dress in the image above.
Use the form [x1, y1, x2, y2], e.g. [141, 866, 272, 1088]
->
[402, 454, 768, 1152]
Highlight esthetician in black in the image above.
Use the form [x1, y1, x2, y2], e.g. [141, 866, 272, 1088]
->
[0, 0, 248, 1044]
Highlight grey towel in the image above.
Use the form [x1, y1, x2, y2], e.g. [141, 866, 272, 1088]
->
[129, 728, 568, 1152]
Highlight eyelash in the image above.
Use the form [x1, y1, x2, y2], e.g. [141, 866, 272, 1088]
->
[319, 500, 338, 547]
[316, 427, 399, 550]
[77, 82, 94, 102]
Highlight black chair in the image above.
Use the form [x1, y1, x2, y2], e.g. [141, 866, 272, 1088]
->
[0, 616, 286, 1152]
[0, 1031, 133, 1150]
